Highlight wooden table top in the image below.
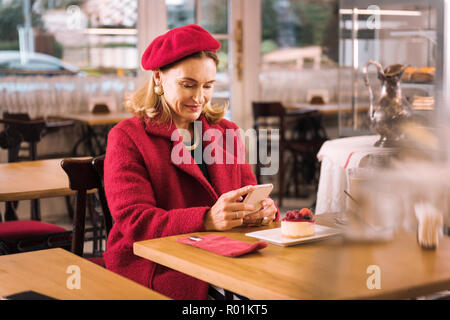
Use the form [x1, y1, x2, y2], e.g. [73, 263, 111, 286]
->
[53, 112, 132, 126]
[0, 158, 83, 202]
[134, 213, 450, 300]
[0, 248, 169, 300]
[285, 103, 340, 114]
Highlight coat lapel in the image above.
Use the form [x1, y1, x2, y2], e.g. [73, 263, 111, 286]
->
[200, 117, 240, 197]
[143, 116, 219, 200]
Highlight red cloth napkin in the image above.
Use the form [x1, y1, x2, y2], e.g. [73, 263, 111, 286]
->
[177, 234, 267, 257]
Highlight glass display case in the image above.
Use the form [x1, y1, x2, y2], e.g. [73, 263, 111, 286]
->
[338, 0, 448, 137]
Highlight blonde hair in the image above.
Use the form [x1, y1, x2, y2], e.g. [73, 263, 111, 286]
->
[125, 51, 227, 125]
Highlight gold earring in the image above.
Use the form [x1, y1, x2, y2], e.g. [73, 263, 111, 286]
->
[154, 85, 164, 96]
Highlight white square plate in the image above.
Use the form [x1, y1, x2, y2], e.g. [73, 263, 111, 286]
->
[245, 225, 342, 247]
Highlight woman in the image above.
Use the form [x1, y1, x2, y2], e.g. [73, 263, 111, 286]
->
[104, 24, 278, 300]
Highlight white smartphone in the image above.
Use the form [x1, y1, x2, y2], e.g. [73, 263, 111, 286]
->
[242, 183, 273, 215]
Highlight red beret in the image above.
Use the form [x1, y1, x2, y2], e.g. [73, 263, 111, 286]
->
[141, 24, 221, 71]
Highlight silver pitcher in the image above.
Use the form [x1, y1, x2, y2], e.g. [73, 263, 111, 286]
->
[363, 61, 413, 147]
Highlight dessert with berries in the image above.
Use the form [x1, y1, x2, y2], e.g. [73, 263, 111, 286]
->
[281, 208, 315, 238]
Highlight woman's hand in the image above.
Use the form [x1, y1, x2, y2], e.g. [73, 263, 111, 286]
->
[243, 197, 277, 226]
[204, 185, 257, 231]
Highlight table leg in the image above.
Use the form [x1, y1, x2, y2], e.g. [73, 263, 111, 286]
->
[224, 290, 234, 300]
[71, 136, 86, 157]
[223, 289, 249, 300]
[91, 124, 114, 156]
[87, 125, 104, 156]
[29, 141, 42, 221]
[87, 194, 98, 255]
[31, 199, 41, 221]
[71, 124, 91, 156]
[86, 124, 96, 155]
[293, 153, 299, 196]
[65, 195, 74, 219]
[71, 123, 113, 157]
[7, 141, 20, 163]
[5, 201, 18, 221]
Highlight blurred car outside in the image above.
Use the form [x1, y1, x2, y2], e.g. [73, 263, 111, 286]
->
[0, 50, 84, 76]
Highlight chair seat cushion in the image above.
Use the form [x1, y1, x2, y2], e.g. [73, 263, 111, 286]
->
[0, 220, 67, 239]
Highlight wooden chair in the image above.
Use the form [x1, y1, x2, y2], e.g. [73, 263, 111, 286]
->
[284, 107, 328, 199]
[0, 219, 71, 255]
[0, 112, 74, 162]
[0, 112, 74, 221]
[92, 155, 113, 235]
[60, 156, 113, 266]
[252, 102, 327, 208]
[0, 113, 75, 253]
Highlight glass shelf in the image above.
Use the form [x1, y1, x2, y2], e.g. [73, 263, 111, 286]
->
[338, 0, 447, 137]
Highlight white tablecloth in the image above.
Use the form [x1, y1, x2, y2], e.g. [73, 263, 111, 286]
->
[315, 135, 396, 214]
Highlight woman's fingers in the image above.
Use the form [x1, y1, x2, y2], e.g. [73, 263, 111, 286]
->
[223, 185, 255, 202]
[225, 202, 256, 214]
[210, 186, 278, 230]
[223, 210, 244, 221]
[214, 216, 244, 230]
[244, 199, 276, 224]
[243, 211, 264, 224]
[227, 218, 244, 229]
[260, 197, 274, 209]
[244, 204, 272, 220]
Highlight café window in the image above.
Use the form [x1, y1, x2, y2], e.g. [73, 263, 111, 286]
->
[165, 0, 231, 115]
[260, 0, 338, 105]
[0, 0, 139, 76]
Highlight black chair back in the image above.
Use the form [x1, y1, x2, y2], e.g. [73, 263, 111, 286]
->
[61, 155, 113, 257]
[251, 101, 327, 207]
[92, 155, 113, 237]
[252, 102, 286, 119]
[61, 158, 97, 256]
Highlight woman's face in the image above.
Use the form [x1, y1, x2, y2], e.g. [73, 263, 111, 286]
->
[154, 56, 217, 129]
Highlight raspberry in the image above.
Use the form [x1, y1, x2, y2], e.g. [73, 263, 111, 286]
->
[299, 208, 313, 216]
[285, 209, 315, 221]
[285, 211, 294, 219]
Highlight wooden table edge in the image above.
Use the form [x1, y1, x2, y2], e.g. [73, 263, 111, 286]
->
[0, 248, 170, 300]
[0, 189, 75, 202]
[50, 113, 132, 126]
[133, 237, 295, 300]
[133, 222, 328, 300]
[0, 188, 97, 202]
[132, 217, 450, 300]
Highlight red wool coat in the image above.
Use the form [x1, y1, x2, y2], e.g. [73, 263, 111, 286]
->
[103, 115, 275, 300]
